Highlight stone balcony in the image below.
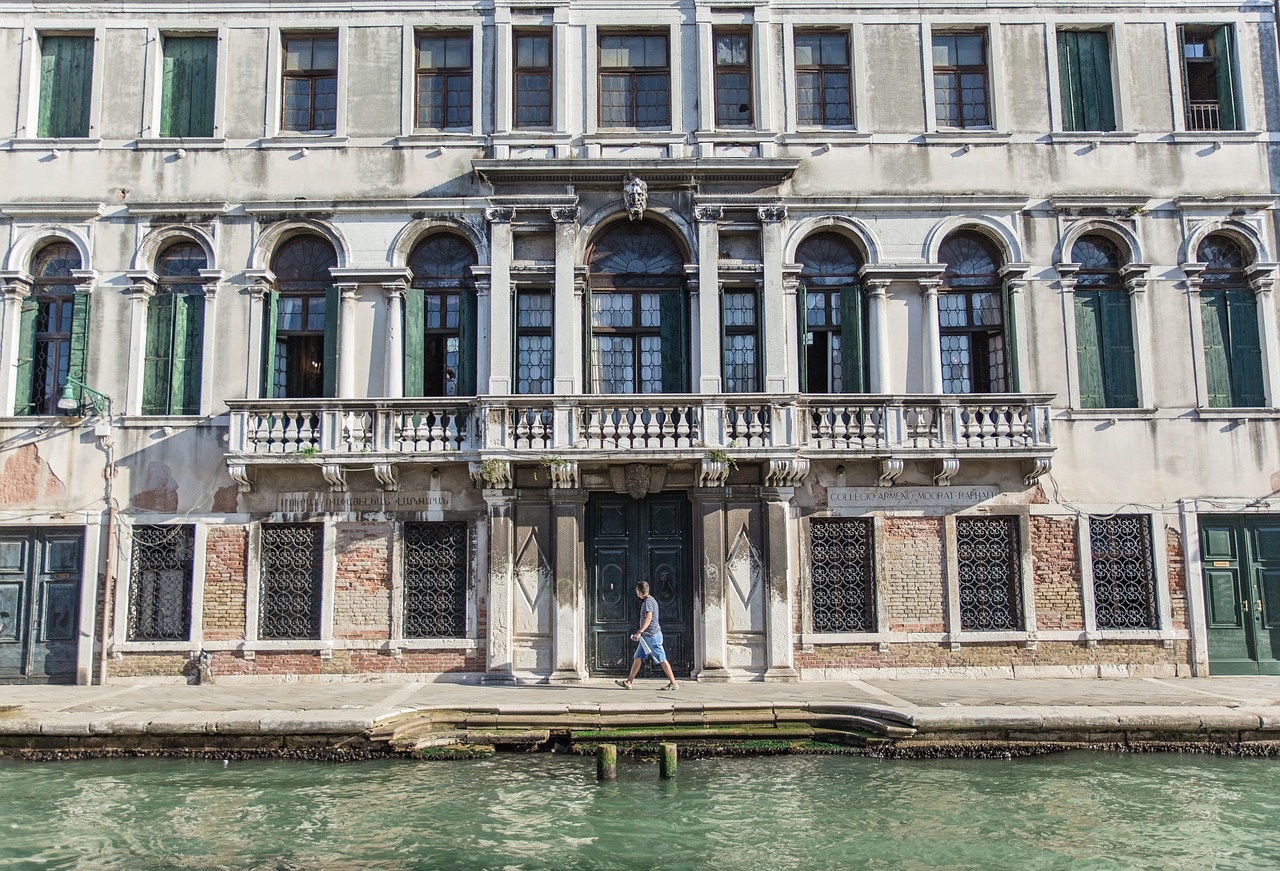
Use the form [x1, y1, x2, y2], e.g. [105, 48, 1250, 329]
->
[225, 394, 1055, 491]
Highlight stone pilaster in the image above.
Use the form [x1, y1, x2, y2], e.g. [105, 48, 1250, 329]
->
[695, 205, 723, 392]
[758, 205, 788, 393]
[483, 490, 516, 683]
[919, 277, 944, 393]
[692, 487, 730, 680]
[552, 206, 580, 393]
[486, 206, 515, 394]
[549, 487, 588, 683]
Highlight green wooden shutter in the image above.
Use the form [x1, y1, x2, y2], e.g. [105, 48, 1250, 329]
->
[1226, 288, 1265, 407]
[261, 290, 279, 398]
[1074, 290, 1105, 408]
[458, 290, 476, 396]
[67, 291, 92, 407]
[142, 292, 175, 415]
[172, 292, 204, 414]
[13, 297, 38, 416]
[38, 35, 93, 139]
[839, 284, 865, 392]
[322, 285, 339, 397]
[1213, 27, 1238, 132]
[659, 289, 688, 393]
[583, 285, 594, 393]
[403, 288, 425, 397]
[1099, 290, 1138, 408]
[796, 282, 809, 393]
[161, 36, 217, 138]
[1058, 31, 1115, 132]
[1201, 290, 1233, 408]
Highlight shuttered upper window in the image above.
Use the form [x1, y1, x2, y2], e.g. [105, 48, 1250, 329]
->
[1198, 235, 1265, 408]
[1180, 26, 1238, 132]
[1072, 235, 1138, 409]
[16, 242, 90, 416]
[160, 35, 216, 138]
[143, 242, 207, 415]
[37, 34, 93, 139]
[1058, 30, 1116, 132]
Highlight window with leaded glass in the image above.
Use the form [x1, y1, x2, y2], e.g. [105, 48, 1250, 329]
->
[403, 522, 469, 638]
[417, 32, 472, 130]
[1180, 26, 1237, 132]
[281, 34, 337, 133]
[795, 31, 851, 127]
[266, 235, 337, 398]
[939, 233, 1006, 394]
[587, 222, 687, 393]
[1090, 515, 1158, 630]
[1197, 235, 1265, 408]
[1072, 235, 1137, 409]
[143, 241, 206, 415]
[956, 516, 1023, 631]
[722, 286, 759, 393]
[515, 289, 553, 394]
[16, 242, 88, 416]
[128, 525, 194, 641]
[259, 524, 322, 640]
[598, 33, 670, 128]
[933, 31, 989, 128]
[37, 34, 93, 139]
[714, 30, 752, 127]
[809, 518, 875, 633]
[797, 233, 865, 393]
[514, 32, 552, 129]
[407, 234, 478, 397]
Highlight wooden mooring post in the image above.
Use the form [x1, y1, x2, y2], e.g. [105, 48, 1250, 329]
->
[659, 742, 677, 778]
[597, 744, 617, 781]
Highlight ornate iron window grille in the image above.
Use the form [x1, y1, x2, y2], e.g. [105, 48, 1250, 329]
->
[809, 518, 875, 633]
[128, 525, 194, 641]
[259, 524, 323, 640]
[1090, 515, 1158, 630]
[956, 516, 1023, 631]
[404, 522, 469, 638]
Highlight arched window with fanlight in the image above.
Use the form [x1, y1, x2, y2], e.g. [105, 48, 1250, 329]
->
[586, 222, 688, 394]
[143, 241, 208, 415]
[15, 241, 89, 416]
[1071, 234, 1138, 409]
[263, 235, 338, 399]
[939, 232, 1007, 394]
[1198, 234, 1265, 408]
[406, 234, 478, 397]
[797, 233, 866, 393]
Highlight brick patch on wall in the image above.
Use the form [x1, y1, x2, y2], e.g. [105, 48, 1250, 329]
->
[334, 523, 393, 640]
[1031, 516, 1084, 630]
[207, 649, 484, 677]
[795, 639, 1189, 671]
[203, 526, 248, 640]
[881, 517, 945, 632]
[1166, 526, 1188, 630]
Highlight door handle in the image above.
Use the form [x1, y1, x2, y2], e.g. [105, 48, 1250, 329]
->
[1243, 600, 1249, 612]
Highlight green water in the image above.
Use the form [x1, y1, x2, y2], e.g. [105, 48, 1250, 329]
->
[0, 752, 1276, 870]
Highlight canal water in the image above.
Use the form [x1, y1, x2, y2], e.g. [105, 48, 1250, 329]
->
[0, 752, 1276, 869]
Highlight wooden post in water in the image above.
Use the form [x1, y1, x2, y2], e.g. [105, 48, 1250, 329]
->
[659, 742, 677, 778]
[597, 744, 618, 781]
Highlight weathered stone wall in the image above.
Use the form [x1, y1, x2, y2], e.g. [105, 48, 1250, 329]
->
[882, 518, 945, 633]
[1031, 516, 1084, 631]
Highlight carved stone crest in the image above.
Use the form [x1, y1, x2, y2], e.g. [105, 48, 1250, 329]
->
[624, 464, 651, 499]
[624, 175, 648, 221]
[608, 463, 666, 499]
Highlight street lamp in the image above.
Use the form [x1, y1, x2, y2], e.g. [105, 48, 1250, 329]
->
[57, 376, 114, 419]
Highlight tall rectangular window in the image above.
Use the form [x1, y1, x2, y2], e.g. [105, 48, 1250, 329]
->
[403, 522, 469, 639]
[128, 525, 194, 641]
[281, 33, 337, 133]
[417, 32, 472, 129]
[809, 518, 875, 633]
[1090, 515, 1158, 630]
[598, 33, 670, 128]
[38, 34, 93, 138]
[939, 291, 1006, 393]
[514, 32, 552, 129]
[259, 524, 322, 640]
[1180, 26, 1237, 131]
[1058, 30, 1115, 132]
[722, 287, 759, 392]
[144, 243, 208, 415]
[160, 35, 217, 138]
[956, 516, 1023, 631]
[515, 290, 553, 394]
[1201, 289, 1265, 408]
[933, 31, 989, 128]
[794, 31, 851, 126]
[714, 30, 752, 127]
[273, 294, 327, 398]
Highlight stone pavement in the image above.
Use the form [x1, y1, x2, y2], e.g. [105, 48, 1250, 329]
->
[0, 676, 1278, 741]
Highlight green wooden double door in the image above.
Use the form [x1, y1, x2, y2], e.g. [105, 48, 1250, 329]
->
[0, 531, 82, 684]
[586, 494, 694, 677]
[1201, 516, 1280, 675]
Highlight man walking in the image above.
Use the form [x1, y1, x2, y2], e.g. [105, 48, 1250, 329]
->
[616, 581, 679, 690]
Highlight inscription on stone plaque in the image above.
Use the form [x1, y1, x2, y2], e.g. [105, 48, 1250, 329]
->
[827, 486, 999, 514]
[278, 491, 451, 514]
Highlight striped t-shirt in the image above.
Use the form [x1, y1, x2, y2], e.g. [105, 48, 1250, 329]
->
[640, 595, 661, 637]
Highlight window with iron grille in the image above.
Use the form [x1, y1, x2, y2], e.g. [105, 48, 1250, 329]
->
[404, 522, 469, 638]
[516, 289, 553, 394]
[714, 30, 752, 127]
[598, 33, 670, 128]
[128, 525, 194, 641]
[1090, 515, 1158, 630]
[795, 31, 851, 127]
[809, 518, 875, 633]
[514, 31, 552, 129]
[956, 516, 1023, 631]
[722, 286, 759, 393]
[281, 34, 337, 133]
[417, 32, 472, 129]
[259, 524, 322, 640]
[933, 31, 989, 128]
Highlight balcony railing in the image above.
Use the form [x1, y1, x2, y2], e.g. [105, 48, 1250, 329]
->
[1187, 101, 1221, 131]
[226, 394, 1053, 460]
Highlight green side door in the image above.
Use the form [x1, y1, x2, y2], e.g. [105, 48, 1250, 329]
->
[1201, 516, 1280, 675]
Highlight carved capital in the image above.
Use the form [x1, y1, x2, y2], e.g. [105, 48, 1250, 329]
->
[864, 278, 891, 297]
[335, 282, 359, 301]
[878, 458, 904, 488]
[322, 464, 348, 492]
[757, 205, 787, 224]
[550, 206, 579, 224]
[381, 281, 407, 300]
[227, 463, 253, 493]
[373, 462, 398, 491]
[485, 207, 515, 224]
[934, 458, 959, 487]
[765, 457, 810, 488]
[694, 205, 724, 224]
[917, 277, 943, 296]
[124, 270, 158, 297]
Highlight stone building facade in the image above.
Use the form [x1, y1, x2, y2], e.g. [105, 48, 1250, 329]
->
[0, 0, 1276, 684]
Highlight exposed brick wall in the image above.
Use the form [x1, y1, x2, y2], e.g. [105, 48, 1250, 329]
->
[334, 523, 393, 640]
[795, 640, 1189, 672]
[881, 517, 945, 632]
[109, 653, 191, 679]
[208, 649, 484, 677]
[1166, 525, 1187, 630]
[203, 526, 248, 640]
[1031, 516, 1084, 630]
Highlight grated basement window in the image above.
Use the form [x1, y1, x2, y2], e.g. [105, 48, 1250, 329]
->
[404, 522, 469, 638]
[1090, 515, 1158, 630]
[957, 516, 1023, 631]
[809, 518, 875, 633]
[128, 525, 194, 641]
[259, 524, 322, 640]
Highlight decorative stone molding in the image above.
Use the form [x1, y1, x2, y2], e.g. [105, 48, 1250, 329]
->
[197, 268, 225, 298]
[765, 457, 810, 488]
[485, 207, 515, 224]
[321, 464, 347, 492]
[470, 459, 512, 490]
[550, 206, 579, 224]
[693, 206, 723, 223]
[757, 205, 787, 224]
[373, 462, 398, 491]
[548, 459, 580, 489]
[878, 458, 904, 488]
[227, 463, 253, 493]
[1023, 457, 1052, 487]
[124, 270, 158, 297]
[934, 458, 959, 487]
[1248, 263, 1279, 294]
[244, 269, 276, 297]
[864, 278, 891, 297]
[610, 463, 667, 498]
[623, 175, 647, 221]
[699, 458, 730, 488]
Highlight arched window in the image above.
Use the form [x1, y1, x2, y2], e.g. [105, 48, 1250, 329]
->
[1198, 234, 1264, 407]
[939, 232, 1006, 394]
[143, 241, 208, 415]
[586, 222, 687, 393]
[797, 233, 865, 393]
[16, 241, 86, 415]
[1071, 235, 1138, 409]
[407, 234, 478, 397]
[265, 235, 337, 399]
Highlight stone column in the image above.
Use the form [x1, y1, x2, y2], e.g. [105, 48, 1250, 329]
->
[1182, 266, 1208, 407]
[197, 270, 223, 416]
[692, 483, 730, 680]
[0, 278, 32, 415]
[865, 278, 891, 393]
[1003, 275, 1029, 392]
[382, 282, 406, 398]
[759, 206, 788, 393]
[336, 282, 359, 398]
[1248, 266, 1280, 406]
[483, 487, 516, 683]
[244, 270, 275, 399]
[550, 480, 587, 683]
[472, 267, 493, 396]
[1123, 265, 1154, 407]
[919, 277, 944, 393]
[123, 272, 156, 415]
[552, 206, 579, 394]
[486, 207, 515, 394]
[763, 459, 805, 681]
[695, 206, 722, 392]
[782, 272, 802, 393]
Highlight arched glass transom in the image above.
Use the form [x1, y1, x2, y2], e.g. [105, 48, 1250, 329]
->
[939, 232, 1005, 393]
[157, 242, 208, 280]
[1198, 234, 1248, 286]
[1072, 235, 1124, 287]
[797, 233, 865, 393]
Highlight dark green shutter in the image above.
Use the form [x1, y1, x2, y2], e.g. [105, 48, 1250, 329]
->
[1226, 288, 1265, 407]
[261, 289, 279, 398]
[1201, 290, 1233, 408]
[161, 36, 217, 138]
[142, 292, 175, 415]
[13, 297, 38, 415]
[839, 284, 865, 392]
[458, 290, 476, 396]
[67, 291, 91, 407]
[1058, 30, 1115, 133]
[1099, 290, 1138, 408]
[403, 289, 424, 397]
[38, 35, 93, 138]
[659, 289, 688, 392]
[1177, 26, 1192, 127]
[1213, 27, 1238, 131]
[172, 292, 204, 413]
[322, 285, 339, 397]
[1075, 290, 1106, 408]
[583, 285, 594, 393]
[796, 282, 809, 393]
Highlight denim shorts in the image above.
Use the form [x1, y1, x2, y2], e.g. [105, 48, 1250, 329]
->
[633, 632, 668, 664]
